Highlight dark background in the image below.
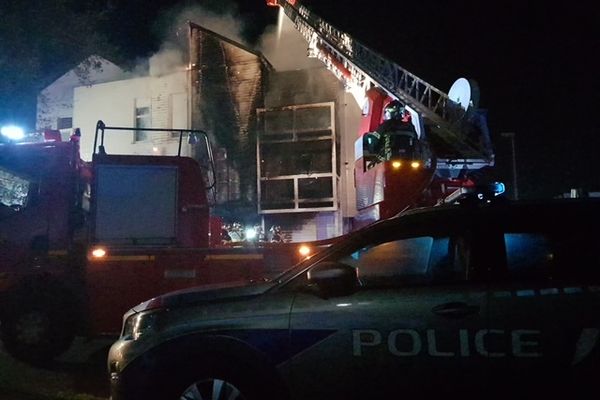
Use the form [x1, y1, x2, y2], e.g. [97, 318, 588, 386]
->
[1, 0, 598, 198]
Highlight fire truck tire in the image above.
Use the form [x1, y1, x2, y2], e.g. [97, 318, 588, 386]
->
[0, 295, 76, 365]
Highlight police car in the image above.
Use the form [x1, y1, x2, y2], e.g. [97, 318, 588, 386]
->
[108, 194, 600, 400]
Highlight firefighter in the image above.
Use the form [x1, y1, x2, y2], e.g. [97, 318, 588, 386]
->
[270, 225, 283, 243]
[364, 100, 418, 164]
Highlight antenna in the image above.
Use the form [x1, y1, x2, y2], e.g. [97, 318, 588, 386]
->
[448, 78, 472, 111]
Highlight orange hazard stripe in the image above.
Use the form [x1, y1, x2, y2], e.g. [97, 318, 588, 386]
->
[205, 254, 264, 261]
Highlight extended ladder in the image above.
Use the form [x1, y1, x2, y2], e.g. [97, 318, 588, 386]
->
[270, 0, 492, 161]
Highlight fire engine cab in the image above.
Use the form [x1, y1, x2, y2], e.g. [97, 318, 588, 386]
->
[0, 123, 301, 364]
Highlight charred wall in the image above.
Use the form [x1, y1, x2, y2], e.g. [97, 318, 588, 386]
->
[189, 23, 271, 218]
[258, 67, 349, 240]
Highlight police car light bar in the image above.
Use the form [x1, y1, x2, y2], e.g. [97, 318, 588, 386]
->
[441, 182, 506, 205]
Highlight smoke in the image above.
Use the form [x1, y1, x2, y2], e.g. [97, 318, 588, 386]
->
[121, 1, 325, 78]
[148, 43, 185, 77]
[258, 9, 322, 71]
[124, 2, 248, 78]
[168, 4, 247, 46]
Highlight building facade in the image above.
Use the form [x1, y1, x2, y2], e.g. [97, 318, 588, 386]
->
[37, 26, 362, 241]
[37, 55, 124, 138]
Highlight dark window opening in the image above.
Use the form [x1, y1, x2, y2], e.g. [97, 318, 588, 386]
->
[57, 117, 72, 130]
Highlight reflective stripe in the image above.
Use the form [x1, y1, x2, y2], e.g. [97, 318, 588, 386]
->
[493, 286, 591, 298]
[539, 288, 560, 295]
[563, 287, 583, 294]
[516, 290, 535, 297]
[205, 254, 264, 261]
[88, 255, 156, 262]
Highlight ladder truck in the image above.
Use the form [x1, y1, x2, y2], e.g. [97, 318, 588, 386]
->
[267, 0, 495, 226]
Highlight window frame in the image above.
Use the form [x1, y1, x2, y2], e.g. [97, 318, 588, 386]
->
[134, 99, 152, 142]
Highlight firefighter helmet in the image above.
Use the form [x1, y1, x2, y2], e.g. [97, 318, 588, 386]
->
[383, 100, 405, 120]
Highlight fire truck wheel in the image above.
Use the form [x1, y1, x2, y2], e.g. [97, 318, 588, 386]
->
[0, 299, 76, 365]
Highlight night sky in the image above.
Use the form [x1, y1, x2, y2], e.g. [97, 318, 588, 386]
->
[1, 0, 597, 198]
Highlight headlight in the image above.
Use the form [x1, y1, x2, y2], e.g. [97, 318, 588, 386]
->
[121, 310, 162, 341]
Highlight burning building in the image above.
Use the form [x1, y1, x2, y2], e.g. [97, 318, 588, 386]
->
[37, 22, 361, 241]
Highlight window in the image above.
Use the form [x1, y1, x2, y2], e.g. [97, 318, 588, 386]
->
[504, 231, 600, 282]
[0, 167, 31, 212]
[134, 100, 151, 142]
[57, 117, 72, 130]
[505, 233, 553, 277]
[257, 103, 337, 213]
[337, 236, 464, 287]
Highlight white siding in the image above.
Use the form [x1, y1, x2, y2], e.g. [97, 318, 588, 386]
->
[73, 71, 188, 161]
[36, 56, 124, 132]
[339, 91, 362, 219]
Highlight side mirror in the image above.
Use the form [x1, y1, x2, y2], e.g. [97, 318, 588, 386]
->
[307, 261, 359, 298]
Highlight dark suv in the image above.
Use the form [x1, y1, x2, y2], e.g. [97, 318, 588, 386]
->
[108, 197, 600, 399]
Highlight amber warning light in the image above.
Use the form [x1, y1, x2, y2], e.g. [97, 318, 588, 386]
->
[91, 247, 107, 259]
[298, 245, 312, 258]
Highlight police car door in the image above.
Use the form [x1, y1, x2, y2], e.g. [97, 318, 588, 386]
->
[486, 204, 600, 392]
[286, 221, 491, 399]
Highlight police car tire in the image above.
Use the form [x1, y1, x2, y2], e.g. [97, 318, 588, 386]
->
[163, 357, 285, 400]
[0, 298, 76, 365]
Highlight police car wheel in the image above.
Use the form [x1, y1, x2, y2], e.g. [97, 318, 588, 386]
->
[160, 356, 286, 400]
[179, 378, 246, 400]
[170, 367, 265, 400]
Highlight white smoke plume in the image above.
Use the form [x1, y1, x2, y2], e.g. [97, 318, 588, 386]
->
[170, 4, 247, 45]
[148, 43, 186, 76]
[123, 3, 248, 78]
[125, 3, 322, 77]
[258, 9, 322, 71]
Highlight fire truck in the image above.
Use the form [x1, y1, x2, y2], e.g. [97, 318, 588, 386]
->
[0, 122, 304, 364]
[267, 0, 496, 227]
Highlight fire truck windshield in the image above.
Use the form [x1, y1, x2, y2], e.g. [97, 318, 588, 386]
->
[0, 167, 31, 212]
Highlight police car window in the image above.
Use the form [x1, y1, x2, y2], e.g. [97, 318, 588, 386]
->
[504, 231, 600, 282]
[505, 233, 552, 272]
[338, 236, 462, 287]
[0, 167, 31, 211]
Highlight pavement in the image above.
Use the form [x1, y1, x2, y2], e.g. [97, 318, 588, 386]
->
[0, 337, 113, 400]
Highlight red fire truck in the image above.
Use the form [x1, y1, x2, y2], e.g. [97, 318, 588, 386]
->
[0, 122, 304, 364]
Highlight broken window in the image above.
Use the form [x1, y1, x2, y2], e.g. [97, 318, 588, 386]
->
[134, 99, 151, 142]
[0, 167, 31, 211]
[257, 102, 338, 212]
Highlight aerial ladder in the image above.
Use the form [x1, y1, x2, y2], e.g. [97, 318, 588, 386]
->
[267, 0, 495, 218]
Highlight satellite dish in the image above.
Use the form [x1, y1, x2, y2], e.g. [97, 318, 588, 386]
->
[448, 78, 471, 111]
